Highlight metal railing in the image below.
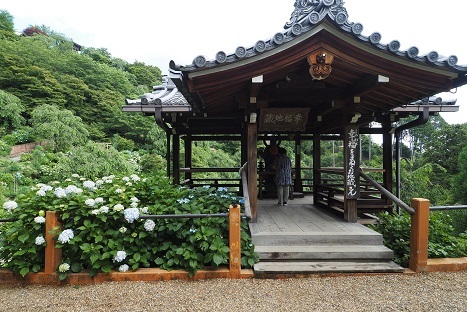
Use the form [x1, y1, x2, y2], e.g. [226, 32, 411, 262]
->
[430, 205, 467, 211]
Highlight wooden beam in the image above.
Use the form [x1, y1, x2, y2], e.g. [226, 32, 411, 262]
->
[351, 74, 389, 97]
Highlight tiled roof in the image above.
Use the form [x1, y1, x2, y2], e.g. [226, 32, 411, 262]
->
[125, 75, 189, 107]
[171, 0, 467, 73]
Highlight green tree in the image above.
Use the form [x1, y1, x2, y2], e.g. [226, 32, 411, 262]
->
[51, 142, 137, 180]
[30, 104, 89, 152]
[0, 90, 25, 135]
[404, 115, 447, 160]
[400, 161, 452, 205]
[422, 124, 467, 176]
[0, 10, 14, 32]
[126, 61, 162, 90]
[452, 145, 467, 204]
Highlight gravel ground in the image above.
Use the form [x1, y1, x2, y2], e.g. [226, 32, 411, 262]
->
[0, 271, 466, 312]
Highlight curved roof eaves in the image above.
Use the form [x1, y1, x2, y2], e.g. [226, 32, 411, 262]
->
[170, 0, 466, 73]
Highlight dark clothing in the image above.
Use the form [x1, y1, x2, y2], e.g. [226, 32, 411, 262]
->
[273, 154, 292, 186]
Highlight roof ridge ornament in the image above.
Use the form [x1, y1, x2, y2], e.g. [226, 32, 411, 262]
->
[285, 0, 349, 30]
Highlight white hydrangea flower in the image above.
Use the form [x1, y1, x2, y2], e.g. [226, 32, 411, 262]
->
[91, 209, 99, 215]
[94, 197, 104, 204]
[83, 180, 96, 190]
[3, 200, 18, 213]
[119, 264, 129, 272]
[34, 216, 46, 224]
[35, 235, 46, 245]
[115, 188, 123, 194]
[85, 198, 95, 207]
[113, 204, 124, 212]
[57, 229, 74, 244]
[54, 187, 67, 198]
[130, 197, 139, 203]
[144, 219, 155, 231]
[119, 227, 127, 234]
[125, 182, 132, 186]
[130, 174, 140, 182]
[124, 208, 140, 223]
[130, 202, 138, 208]
[58, 263, 70, 272]
[36, 189, 46, 196]
[95, 179, 104, 187]
[114, 250, 127, 263]
[99, 206, 109, 213]
[39, 184, 53, 192]
[140, 207, 148, 214]
[122, 177, 130, 182]
[65, 185, 79, 194]
[71, 173, 80, 178]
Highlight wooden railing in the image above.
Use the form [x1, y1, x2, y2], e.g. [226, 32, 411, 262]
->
[314, 167, 393, 218]
[179, 167, 241, 191]
[239, 162, 252, 221]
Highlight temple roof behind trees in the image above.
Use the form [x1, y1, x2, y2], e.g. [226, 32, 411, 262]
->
[124, 0, 467, 135]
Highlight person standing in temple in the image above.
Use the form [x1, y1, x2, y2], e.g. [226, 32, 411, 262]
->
[273, 147, 292, 206]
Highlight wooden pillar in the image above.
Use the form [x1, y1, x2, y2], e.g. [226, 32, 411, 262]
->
[184, 135, 192, 183]
[241, 129, 248, 166]
[173, 133, 180, 185]
[312, 130, 321, 200]
[247, 122, 258, 222]
[294, 134, 302, 193]
[228, 204, 241, 278]
[343, 125, 360, 222]
[409, 198, 430, 273]
[382, 122, 393, 210]
[45, 211, 62, 274]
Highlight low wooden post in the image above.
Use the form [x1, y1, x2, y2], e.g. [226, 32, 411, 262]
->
[229, 204, 241, 278]
[44, 211, 62, 274]
[409, 198, 430, 273]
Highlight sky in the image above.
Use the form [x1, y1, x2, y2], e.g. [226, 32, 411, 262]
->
[1, 0, 466, 125]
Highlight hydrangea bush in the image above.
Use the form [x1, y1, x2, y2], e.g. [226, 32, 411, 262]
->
[0, 173, 258, 279]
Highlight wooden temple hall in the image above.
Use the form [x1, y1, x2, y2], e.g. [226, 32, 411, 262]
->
[123, 0, 467, 273]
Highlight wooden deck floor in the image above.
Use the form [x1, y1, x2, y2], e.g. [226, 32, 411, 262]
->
[251, 196, 377, 235]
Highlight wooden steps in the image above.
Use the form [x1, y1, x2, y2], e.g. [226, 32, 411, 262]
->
[251, 200, 404, 274]
[254, 260, 405, 274]
[254, 245, 395, 260]
[250, 210, 404, 274]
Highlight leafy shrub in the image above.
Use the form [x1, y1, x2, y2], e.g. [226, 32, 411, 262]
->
[111, 134, 136, 151]
[369, 212, 467, 267]
[0, 173, 257, 279]
[139, 153, 166, 173]
[0, 140, 11, 157]
[448, 210, 467, 235]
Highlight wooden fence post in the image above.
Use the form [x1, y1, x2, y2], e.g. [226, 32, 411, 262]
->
[44, 211, 62, 274]
[229, 204, 241, 278]
[409, 198, 430, 273]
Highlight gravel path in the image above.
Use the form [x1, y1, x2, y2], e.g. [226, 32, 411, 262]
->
[0, 272, 466, 312]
